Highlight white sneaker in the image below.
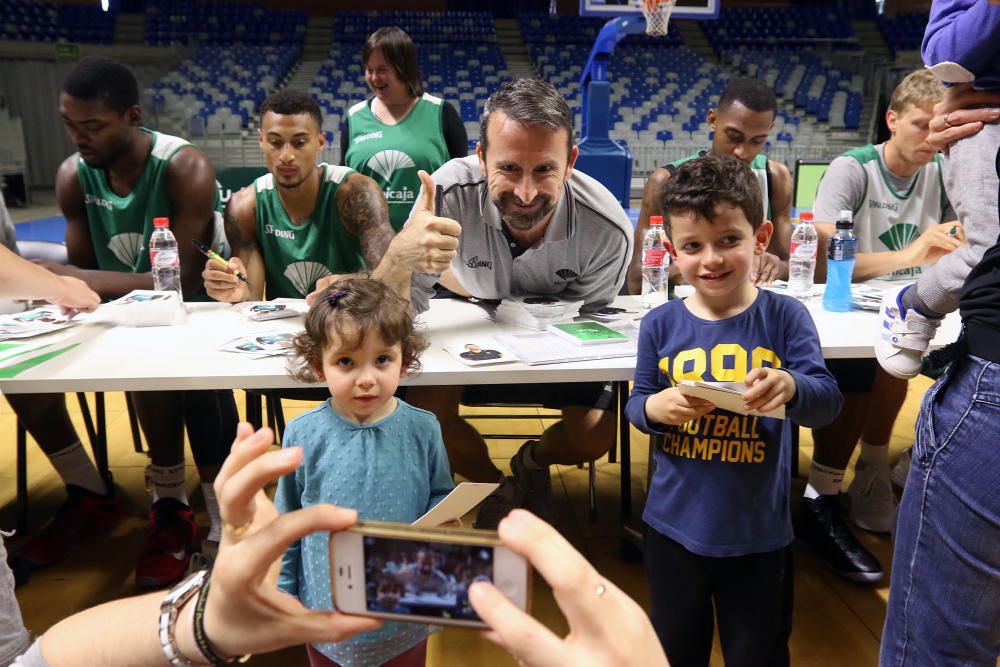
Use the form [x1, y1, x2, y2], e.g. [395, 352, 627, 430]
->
[846, 461, 896, 534]
[891, 448, 912, 489]
[875, 285, 941, 380]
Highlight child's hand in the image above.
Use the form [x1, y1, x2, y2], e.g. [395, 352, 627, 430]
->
[743, 368, 796, 414]
[645, 387, 716, 426]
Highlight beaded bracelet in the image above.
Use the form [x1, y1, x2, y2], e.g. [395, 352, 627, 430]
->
[192, 577, 252, 665]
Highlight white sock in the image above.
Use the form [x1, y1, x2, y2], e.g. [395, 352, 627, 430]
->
[858, 441, 889, 468]
[48, 441, 108, 495]
[149, 463, 188, 505]
[805, 461, 845, 498]
[202, 483, 221, 543]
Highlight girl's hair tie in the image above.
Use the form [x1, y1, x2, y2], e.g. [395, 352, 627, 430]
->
[326, 288, 348, 307]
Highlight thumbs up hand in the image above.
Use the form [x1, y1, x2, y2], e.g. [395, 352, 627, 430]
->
[390, 170, 462, 274]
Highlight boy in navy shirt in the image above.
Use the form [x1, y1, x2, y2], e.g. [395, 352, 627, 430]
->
[626, 155, 841, 667]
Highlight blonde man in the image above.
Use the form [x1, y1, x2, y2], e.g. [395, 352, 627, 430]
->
[796, 69, 961, 584]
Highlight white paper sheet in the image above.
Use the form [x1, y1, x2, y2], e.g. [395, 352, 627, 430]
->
[411, 482, 500, 527]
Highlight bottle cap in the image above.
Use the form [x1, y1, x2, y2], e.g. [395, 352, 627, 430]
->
[836, 210, 853, 229]
[649, 215, 664, 227]
[153, 217, 170, 228]
[799, 212, 813, 222]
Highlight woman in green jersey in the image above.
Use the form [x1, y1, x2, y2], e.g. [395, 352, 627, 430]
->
[341, 26, 468, 231]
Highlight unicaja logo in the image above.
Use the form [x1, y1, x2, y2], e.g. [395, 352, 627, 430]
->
[367, 150, 416, 182]
[385, 186, 415, 203]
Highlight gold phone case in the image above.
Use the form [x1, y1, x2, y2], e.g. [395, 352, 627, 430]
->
[330, 520, 532, 628]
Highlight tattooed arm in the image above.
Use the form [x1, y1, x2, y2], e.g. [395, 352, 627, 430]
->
[337, 172, 393, 270]
[305, 173, 395, 305]
[203, 187, 265, 302]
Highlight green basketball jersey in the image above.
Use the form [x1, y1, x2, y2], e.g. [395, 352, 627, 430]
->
[344, 93, 450, 231]
[78, 129, 200, 271]
[75, 128, 227, 279]
[671, 149, 771, 221]
[254, 163, 365, 299]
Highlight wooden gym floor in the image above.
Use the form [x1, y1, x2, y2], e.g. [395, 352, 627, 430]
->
[1, 380, 929, 666]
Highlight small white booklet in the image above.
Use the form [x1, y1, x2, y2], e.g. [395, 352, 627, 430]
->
[219, 329, 297, 358]
[444, 340, 516, 366]
[677, 380, 786, 419]
[95, 290, 185, 327]
[495, 331, 637, 365]
[411, 482, 500, 528]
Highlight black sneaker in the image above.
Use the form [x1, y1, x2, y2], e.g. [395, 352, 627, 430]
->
[510, 441, 558, 525]
[473, 477, 524, 530]
[795, 495, 883, 584]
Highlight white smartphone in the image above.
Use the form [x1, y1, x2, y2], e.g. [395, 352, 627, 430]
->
[330, 521, 531, 629]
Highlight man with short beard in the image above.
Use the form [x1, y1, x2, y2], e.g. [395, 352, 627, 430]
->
[374, 78, 633, 529]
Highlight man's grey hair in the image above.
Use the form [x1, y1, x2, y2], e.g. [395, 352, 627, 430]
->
[479, 78, 574, 158]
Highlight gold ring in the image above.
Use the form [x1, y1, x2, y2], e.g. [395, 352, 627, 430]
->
[222, 520, 252, 537]
[943, 113, 953, 128]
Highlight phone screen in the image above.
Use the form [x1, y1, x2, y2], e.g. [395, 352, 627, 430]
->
[362, 536, 494, 622]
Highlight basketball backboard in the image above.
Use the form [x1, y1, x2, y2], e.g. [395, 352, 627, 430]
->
[579, 0, 720, 21]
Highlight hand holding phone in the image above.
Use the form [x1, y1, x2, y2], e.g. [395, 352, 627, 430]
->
[330, 521, 530, 629]
[467, 510, 669, 667]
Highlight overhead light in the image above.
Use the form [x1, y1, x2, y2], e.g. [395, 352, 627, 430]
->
[101, 0, 109, 11]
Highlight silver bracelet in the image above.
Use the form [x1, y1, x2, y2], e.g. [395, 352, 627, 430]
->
[159, 569, 210, 667]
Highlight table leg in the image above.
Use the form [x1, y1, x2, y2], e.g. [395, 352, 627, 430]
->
[618, 381, 631, 519]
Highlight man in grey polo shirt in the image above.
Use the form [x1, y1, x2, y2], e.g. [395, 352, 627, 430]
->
[375, 78, 633, 528]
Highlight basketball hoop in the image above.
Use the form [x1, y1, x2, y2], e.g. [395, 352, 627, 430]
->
[640, 0, 675, 36]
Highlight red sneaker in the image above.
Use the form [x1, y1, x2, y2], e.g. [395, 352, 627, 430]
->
[134, 498, 201, 589]
[16, 483, 128, 567]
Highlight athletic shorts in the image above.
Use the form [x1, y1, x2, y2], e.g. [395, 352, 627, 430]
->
[826, 358, 877, 394]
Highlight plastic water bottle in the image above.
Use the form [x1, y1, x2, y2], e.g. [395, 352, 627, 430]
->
[822, 210, 857, 312]
[641, 215, 670, 308]
[149, 217, 182, 296]
[788, 211, 818, 299]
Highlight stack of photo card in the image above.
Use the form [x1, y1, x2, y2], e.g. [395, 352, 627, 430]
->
[93, 290, 185, 327]
[444, 340, 516, 366]
[850, 284, 886, 311]
[237, 299, 309, 322]
[0, 306, 79, 340]
[678, 380, 785, 419]
[220, 330, 297, 359]
[494, 295, 583, 330]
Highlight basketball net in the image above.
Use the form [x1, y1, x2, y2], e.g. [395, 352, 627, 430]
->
[640, 0, 675, 36]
